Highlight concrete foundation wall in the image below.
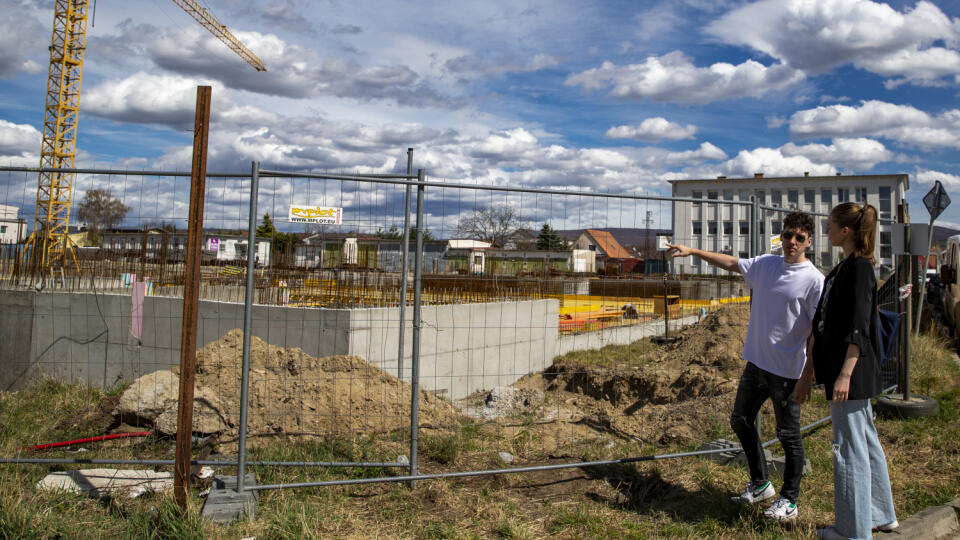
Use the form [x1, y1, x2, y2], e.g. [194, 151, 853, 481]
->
[0, 291, 557, 399]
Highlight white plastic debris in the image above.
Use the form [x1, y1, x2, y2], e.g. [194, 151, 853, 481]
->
[197, 466, 215, 479]
[498, 451, 515, 464]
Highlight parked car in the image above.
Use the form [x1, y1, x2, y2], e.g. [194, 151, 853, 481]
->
[939, 235, 960, 334]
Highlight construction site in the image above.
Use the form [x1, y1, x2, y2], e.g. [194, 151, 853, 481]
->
[2, 1, 955, 538]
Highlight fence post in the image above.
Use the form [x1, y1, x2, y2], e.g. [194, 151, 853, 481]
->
[174, 85, 211, 510]
[409, 168, 425, 488]
[398, 148, 413, 380]
[236, 162, 259, 493]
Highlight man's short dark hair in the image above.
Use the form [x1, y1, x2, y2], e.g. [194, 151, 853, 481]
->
[782, 212, 814, 235]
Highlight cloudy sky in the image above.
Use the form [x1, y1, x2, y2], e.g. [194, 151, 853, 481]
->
[2, 0, 960, 232]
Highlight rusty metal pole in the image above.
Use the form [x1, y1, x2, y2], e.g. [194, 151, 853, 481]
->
[174, 86, 211, 510]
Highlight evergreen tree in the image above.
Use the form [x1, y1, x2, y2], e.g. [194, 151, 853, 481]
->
[536, 223, 567, 250]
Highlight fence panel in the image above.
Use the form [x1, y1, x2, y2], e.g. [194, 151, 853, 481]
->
[0, 164, 907, 496]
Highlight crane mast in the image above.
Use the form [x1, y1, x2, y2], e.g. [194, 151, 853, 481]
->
[27, 0, 89, 272]
[23, 0, 265, 277]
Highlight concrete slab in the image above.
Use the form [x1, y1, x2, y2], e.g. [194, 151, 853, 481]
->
[36, 468, 173, 499]
[770, 455, 812, 477]
[201, 474, 258, 524]
[884, 504, 958, 539]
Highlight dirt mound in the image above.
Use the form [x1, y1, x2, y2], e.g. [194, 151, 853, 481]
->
[501, 305, 751, 443]
[117, 329, 460, 442]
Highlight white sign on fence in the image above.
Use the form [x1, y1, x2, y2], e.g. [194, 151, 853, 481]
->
[769, 235, 782, 253]
[288, 206, 343, 224]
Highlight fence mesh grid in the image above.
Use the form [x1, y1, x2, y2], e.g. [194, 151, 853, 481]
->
[0, 164, 908, 492]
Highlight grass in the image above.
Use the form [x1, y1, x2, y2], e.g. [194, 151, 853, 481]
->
[553, 339, 659, 369]
[0, 332, 958, 538]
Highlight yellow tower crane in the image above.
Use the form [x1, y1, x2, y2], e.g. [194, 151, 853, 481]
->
[24, 0, 265, 276]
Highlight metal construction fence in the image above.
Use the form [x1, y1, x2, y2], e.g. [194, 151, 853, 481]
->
[0, 161, 911, 498]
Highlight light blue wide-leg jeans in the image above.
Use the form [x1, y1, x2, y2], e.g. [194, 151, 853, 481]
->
[830, 399, 897, 540]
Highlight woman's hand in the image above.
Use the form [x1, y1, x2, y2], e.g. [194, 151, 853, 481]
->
[832, 372, 851, 402]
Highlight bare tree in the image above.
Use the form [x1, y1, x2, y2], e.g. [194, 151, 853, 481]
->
[76, 189, 130, 242]
[455, 206, 522, 247]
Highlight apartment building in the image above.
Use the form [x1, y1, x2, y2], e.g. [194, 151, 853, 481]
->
[669, 173, 909, 274]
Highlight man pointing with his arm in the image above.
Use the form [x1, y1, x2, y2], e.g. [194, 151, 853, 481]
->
[666, 212, 823, 523]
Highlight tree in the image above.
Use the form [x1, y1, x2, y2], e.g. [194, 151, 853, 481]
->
[256, 213, 277, 237]
[455, 206, 521, 247]
[76, 189, 130, 242]
[536, 223, 568, 251]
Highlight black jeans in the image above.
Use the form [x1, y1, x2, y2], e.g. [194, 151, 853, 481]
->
[730, 361, 804, 503]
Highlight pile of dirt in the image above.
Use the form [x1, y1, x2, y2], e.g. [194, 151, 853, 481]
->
[499, 304, 751, 444]
[115, 329, 460, 442]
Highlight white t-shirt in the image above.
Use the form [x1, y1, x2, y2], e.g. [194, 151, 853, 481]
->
[737, 254, 824, 379]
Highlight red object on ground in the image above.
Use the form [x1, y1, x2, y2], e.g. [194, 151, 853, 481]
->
[22, 431, 152, 451]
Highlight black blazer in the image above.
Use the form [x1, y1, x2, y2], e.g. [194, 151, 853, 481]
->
[811, 253, 882, 400]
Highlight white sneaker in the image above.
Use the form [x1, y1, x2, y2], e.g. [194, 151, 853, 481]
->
[731, 480, 775, 504]
[816, 526, 849, 540]
[874, 520, 899, 532]
[763, 496, 798, 522]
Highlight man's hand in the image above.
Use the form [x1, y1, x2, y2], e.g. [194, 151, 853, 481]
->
[665, 243, 694, 258]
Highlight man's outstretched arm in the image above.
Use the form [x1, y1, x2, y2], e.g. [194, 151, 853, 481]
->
[665, 243, 741, 273]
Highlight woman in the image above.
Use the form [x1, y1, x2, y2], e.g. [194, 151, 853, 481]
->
[793, 202, 898, 540]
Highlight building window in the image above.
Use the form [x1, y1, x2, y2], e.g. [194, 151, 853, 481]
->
[838, 188, 849, 202]
[708, 191, 718, 200]
[788, 189, 799, 207]
[755, 190, 766, 205]
[821, 189, 832, 205]
[739, 221, 749, 235]
[693, 221, 702, 235]
[822, 219, 829, 234]
[693, 190, 702, 207]
[771, 190, 782, 207]
[739, 189, 749, 201]
[879, 186, 892, 219]
[772, 221, 782, 235]
[856, 187, 867, 202]
[822, 251, 832, 267]
[708, 222, 718, 235]
[723, 190, 734, 201]
[0, 225, 6, 233]
[723, 222, 733, 235]
[739, 251, 749, 259]
[880, 230, 892, 259]
[804, 189, 815, 205]
[759, 222, 765, 235]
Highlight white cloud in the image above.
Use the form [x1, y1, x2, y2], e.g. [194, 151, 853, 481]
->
[780, 138, 893, 171]
[565, 51, 804, 104]
[138, 26, 458, 108]
[916, 169, 960, 190]
[642, 142, 727, 167]
[718, 147, 837, 178]
[789, 100, 960, 149]
[606, 117, 697, 142]
[0, 17, 45, 78]
[0, 119, 40, 166]
[706, 0, 960, 87]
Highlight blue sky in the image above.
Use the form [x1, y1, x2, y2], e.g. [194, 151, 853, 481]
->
[2, 0, 960, 231]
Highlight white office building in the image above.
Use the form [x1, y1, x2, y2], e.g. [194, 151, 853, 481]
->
[669, 173, 908, 274]
[0, 204, 27, 245]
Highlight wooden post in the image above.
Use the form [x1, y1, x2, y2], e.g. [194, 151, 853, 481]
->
[174, 86, 212, 510]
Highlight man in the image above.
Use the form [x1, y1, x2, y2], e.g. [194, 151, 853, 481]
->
[666, 212, 823, 523]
